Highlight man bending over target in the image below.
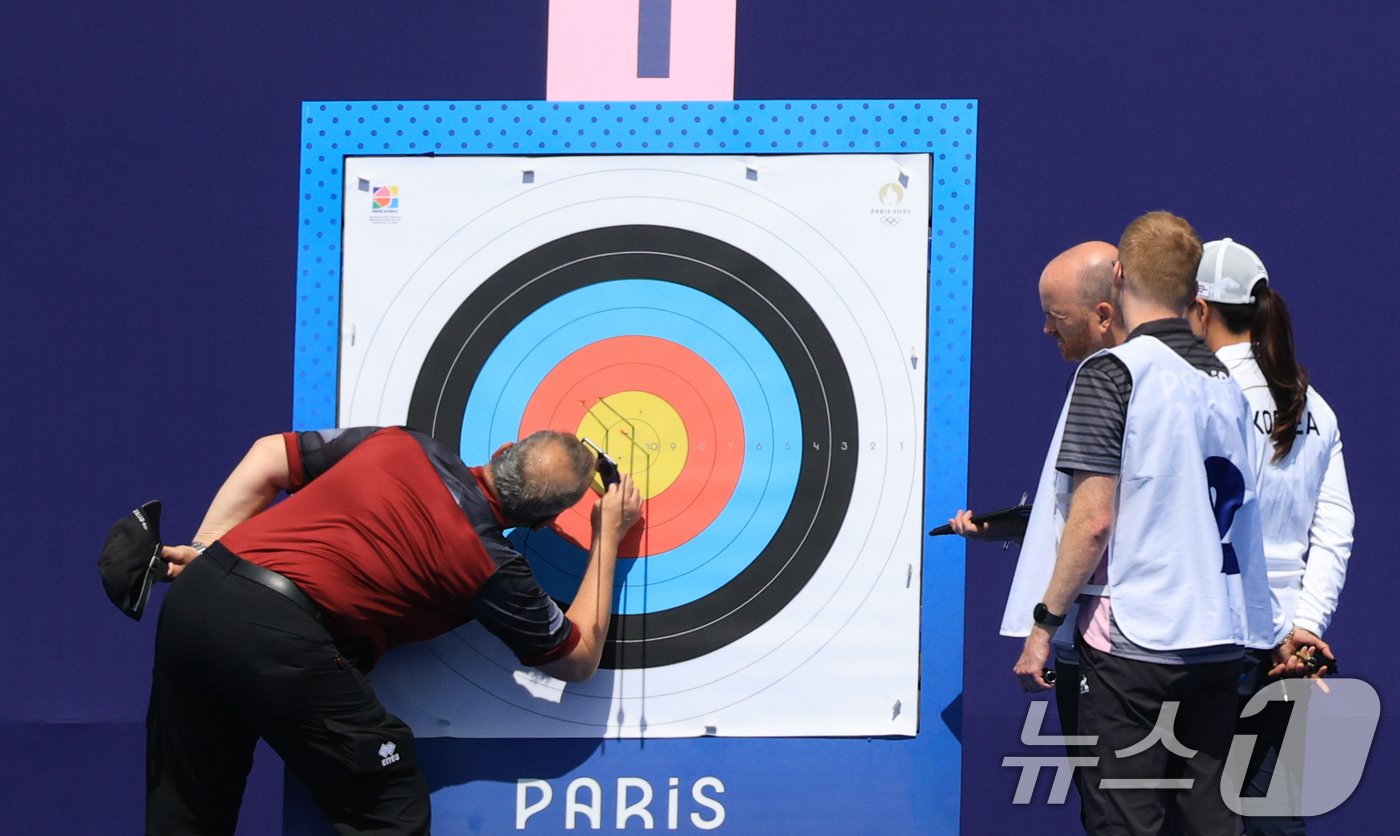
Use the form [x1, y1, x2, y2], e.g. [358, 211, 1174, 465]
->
[144, 427, 641, 835]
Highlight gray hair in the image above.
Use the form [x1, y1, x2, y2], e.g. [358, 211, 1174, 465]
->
[491, 430, 595, 523]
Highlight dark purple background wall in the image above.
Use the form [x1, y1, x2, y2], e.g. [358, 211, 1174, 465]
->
[4, 3, 1395, 832]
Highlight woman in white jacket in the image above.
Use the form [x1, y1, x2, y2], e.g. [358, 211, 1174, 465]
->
[1191, 237, 1354, 836]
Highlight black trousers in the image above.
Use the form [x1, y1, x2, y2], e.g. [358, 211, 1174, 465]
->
[1238, 651, 1307, 836]
[1078, 643, 1242, 836]
[1054, 658, 1090, 827]
[146, 547, 430, 835]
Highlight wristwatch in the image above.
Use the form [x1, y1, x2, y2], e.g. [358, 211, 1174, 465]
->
[1033, 602, 1065, 628]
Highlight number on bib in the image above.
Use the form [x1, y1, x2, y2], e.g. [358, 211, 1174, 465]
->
[1204, 456, 1245, 575]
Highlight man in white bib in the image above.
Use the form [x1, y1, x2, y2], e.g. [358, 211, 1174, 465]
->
[1013, 211, 1275, 833]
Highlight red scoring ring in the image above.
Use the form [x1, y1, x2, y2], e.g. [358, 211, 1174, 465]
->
[520, 336, 744, 556]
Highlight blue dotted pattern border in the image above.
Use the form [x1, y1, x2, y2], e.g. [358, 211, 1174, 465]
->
[293, 102, 976, 792]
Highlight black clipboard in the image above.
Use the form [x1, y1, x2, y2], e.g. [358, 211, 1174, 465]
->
[929, 502, 1032, 541]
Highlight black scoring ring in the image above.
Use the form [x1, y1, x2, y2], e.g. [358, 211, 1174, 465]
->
[409, 225, 858, 668]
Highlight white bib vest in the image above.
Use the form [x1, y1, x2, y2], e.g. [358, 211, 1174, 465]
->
[1002, 336, 1274, 652]
[999, 394, 1074, 640]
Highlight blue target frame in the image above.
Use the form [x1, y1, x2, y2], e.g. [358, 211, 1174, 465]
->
[293, 99, 977, 835]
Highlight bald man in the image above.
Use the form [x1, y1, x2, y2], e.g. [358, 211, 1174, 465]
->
[1038, 241, 1125, 363]
[947, 241, 1124, 825]
[948, 241, 1124, 539]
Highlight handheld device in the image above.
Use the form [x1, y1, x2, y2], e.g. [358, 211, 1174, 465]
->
[1301, 652, 1338, 676]
[581, 437, 621, 494]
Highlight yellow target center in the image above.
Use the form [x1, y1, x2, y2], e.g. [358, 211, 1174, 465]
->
[578, 390, 688, 500]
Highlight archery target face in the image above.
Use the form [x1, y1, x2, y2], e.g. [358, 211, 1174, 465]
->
[339, 155, 928, 737]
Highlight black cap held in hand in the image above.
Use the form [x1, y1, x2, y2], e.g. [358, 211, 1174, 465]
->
[97, 500, 168, 620]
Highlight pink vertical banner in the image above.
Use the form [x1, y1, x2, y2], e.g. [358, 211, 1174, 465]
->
[547, 0, 737, 101]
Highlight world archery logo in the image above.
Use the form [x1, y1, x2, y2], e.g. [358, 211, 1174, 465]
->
[361, 181, 401, 225]
[372, 185, 399, 210]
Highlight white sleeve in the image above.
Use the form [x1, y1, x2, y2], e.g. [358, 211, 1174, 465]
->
[1293, 431, 1354, 635]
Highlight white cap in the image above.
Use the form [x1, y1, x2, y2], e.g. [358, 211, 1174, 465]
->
[1197, 238, 1268, 304]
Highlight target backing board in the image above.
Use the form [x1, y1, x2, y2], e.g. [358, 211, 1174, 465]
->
[294, 105, 976, 828]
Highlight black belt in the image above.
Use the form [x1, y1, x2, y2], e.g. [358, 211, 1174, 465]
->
[204, 542, 327, 625]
